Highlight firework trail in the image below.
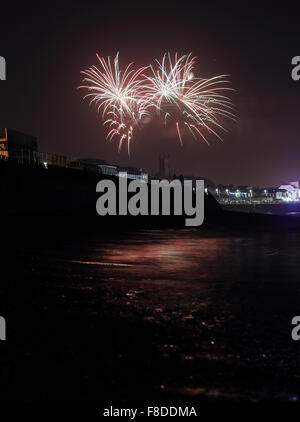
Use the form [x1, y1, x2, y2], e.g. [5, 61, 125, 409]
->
[79, 52, 235, 153]
[79, 53, 149, 154]
[142, 52, 235, 146]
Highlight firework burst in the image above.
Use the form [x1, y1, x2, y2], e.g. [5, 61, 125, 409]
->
[79, 52, 235, 153]
[142, 52, 235, 146]
[79, 52, 149, 154]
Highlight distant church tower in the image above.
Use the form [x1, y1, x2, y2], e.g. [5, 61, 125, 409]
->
[158, 153, 170, 179]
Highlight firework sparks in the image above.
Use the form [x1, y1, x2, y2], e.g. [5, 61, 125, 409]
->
[79, 52, 149, 154]
[79, 52, 235, 153]
[142, 52, 235, 146]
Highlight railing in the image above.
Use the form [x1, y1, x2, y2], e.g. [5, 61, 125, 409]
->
[35, 151, 67, 167]
[0, 149, 67, 168]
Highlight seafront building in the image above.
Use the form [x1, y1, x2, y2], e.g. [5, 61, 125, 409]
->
[211, 183, 300, 204]
[1, 127, 299, 204]
[0, 128, 37, 162]
[0, 128, 149, 182]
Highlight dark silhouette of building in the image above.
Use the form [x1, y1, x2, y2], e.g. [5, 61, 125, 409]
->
[0, 128, 37, 163]
[158, 153, 170, 179]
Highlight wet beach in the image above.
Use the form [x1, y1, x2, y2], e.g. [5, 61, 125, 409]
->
[1, 226, 300, 416]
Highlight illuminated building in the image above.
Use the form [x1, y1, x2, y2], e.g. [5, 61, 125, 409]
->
[66, 159, 148, 182]
[68, 158, 118, 176]
[276, 182, 300, 202]
[118, 166, 148, 182]
[0, 128, 37, 163]
[0, 129, 8, 159]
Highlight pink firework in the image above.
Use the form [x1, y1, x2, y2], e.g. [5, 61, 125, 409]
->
[79, 53, 149, 154]
[79, 52, 235, 154]
[142, 52, 235, 145]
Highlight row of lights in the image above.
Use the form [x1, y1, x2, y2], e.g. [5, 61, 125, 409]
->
[215, 188, 268, 195]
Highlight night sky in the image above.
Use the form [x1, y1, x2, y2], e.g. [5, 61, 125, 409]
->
[1, 1, 299, 186]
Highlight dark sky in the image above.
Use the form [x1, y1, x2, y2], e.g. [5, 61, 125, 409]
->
[1, 1, 300, 186]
